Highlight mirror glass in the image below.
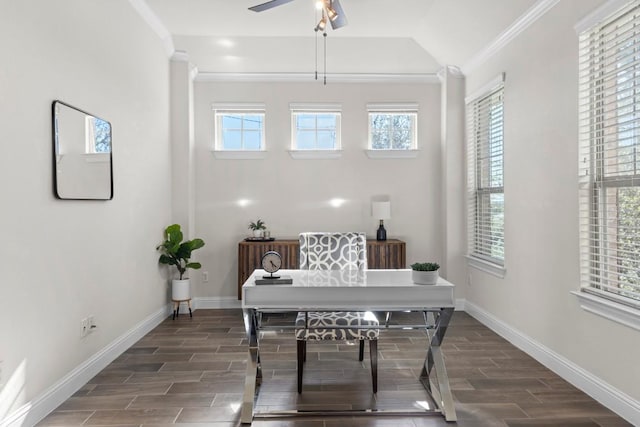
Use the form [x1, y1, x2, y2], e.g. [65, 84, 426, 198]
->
[52, 101, 113, 200]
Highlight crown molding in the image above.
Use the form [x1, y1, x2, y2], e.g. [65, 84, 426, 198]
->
[461, 0, 560, 75]
[128, 0, 175, 57]
[195, 72, 440, 84]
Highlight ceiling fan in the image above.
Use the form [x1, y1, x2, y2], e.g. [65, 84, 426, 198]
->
[249, 0, 348, 30]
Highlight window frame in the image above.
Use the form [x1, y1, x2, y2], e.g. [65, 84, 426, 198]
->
[289, 103, 342, 158]
[466, 75, 506, 275]
[576, 0, 640, 318]
[212, 103, 266, 157]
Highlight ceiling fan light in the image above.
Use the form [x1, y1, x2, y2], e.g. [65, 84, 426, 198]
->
[315, 15, 327, 31]
[325, 6, 338, 21]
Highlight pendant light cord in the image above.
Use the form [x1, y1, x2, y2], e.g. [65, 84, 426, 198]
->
[323, 31, 327, 85]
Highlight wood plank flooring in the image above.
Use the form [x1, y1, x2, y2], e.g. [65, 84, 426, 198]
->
[37, 309, 632, 427]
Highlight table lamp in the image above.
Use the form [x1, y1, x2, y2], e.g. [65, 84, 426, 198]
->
[372, 201, 391, 241]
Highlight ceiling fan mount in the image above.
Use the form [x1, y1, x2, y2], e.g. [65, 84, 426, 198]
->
[249, 0, 348, 30]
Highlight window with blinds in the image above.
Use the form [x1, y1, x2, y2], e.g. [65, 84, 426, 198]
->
[466, 83, 505, 266]
[578, 0, 640, 308]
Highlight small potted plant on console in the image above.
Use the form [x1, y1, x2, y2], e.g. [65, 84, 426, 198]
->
[248, 219, 267, 238]
[410, 262, 440, 285]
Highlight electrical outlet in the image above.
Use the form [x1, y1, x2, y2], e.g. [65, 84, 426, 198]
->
[80, 318, 88, 337]
[203, 271, 209, 282]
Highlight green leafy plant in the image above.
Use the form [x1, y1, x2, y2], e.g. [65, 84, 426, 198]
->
[156, 224, 205, 280]
[410, 262, 440, 271]
[248, 219, 266, 230]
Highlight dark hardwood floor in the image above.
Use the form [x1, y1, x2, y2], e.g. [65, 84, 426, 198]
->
[37, 309, 632, 427]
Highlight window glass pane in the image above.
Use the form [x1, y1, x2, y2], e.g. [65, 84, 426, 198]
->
[371, 130, 390, 149]
[371, 114, 390, 131]
[244, 131, 262, 150]
[296, 131, 316, 149]
[296, 115, 316, 130]
[243, 115, 263, 130]
[616, 187, 640, 299]
[317, 131, 336, 149]
[222, 130, 242, 150]
[316, 114, 336, 129]
[222, 115, 242, 129]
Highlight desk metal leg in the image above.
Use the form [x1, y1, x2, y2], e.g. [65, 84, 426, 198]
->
[241, 308, 259, 424]
[420, 307, 457, 422]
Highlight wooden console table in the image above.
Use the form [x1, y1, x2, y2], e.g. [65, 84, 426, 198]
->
[237, 238, 406, 299]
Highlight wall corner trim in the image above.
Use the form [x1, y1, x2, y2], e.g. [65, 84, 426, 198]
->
[461, 0, 560, 75]
[464, 301, 640, 426]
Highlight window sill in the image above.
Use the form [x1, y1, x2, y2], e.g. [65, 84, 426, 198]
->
[212, 150, 267, 160]
[365, 149, 419, 159]
[571, 290, 640, 331]
[466, 255, 506, 278]
[288, 150, 342, 159]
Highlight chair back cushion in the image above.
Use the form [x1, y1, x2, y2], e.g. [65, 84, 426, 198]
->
[299, 232, 367, 270]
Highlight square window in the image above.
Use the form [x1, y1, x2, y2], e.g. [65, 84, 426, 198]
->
[367, 111, 417, 150]
[214, 107, 265, 151]
[291, 108, 341, 150]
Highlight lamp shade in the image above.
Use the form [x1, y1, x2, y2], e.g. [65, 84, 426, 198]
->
[372, 201, 391, 220]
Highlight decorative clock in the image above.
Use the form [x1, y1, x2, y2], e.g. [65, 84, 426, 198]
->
[261, 250, 282, 279]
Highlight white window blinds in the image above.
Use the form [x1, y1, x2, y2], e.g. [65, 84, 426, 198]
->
[578, 0, 640, 308]
[466, 80, 505, 266]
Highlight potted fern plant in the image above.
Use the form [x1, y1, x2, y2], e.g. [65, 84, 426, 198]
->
[156, 224, 205, 308]
[248, 219, 267, 238]
[410, 262, 440, 285]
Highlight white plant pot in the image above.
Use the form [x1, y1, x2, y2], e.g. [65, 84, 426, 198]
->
[412, 270, 439, 285]
[253, 230, 264, 238]
[172, 279, 190, 301]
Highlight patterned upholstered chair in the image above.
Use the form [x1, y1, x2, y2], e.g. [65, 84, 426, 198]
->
[296, 232, 379, 393]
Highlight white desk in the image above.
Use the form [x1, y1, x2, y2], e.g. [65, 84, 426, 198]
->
[241, 269, 457, 424]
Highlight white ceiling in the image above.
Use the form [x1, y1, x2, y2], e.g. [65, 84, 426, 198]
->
[143, 0, 539, 75]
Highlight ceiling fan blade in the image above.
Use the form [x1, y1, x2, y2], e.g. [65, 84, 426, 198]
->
[249, 0, 296, 12]
[329, 0, 348, 29]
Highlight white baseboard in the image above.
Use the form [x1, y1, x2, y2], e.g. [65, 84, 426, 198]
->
[464, 300, 640, 426]
[0, 306, 170, 427]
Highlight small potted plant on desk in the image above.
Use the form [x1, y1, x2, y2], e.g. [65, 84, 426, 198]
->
[410, 262, 440, 285]
[156, 224, 205, 319]
[248, 219, 267, 238]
